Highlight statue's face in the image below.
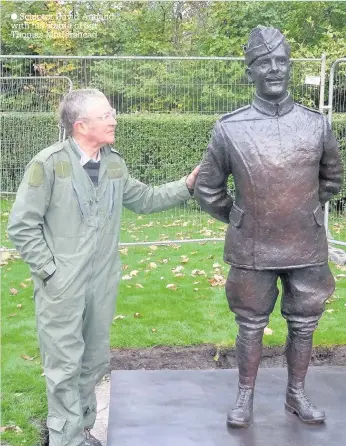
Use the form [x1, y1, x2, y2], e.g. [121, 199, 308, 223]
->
[247, 44, 290, 100]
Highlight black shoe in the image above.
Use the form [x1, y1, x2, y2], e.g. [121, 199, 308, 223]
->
[83, 429, 102, 446]
[227, 385, 254, 428]
[285, 387, 326, 424]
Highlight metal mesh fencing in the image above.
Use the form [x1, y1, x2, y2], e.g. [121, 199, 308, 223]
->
[328, 58, 346, 245]
[0, 55, 329, 244]
[0, 75, 72, 193]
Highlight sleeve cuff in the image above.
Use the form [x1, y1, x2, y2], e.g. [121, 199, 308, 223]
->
[36, 260, 56, 280]
[180, 176, 194, 200]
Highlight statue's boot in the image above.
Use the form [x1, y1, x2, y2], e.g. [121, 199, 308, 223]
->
[285, 330, 326, 424]
[227, 385, 254, 427]
[227, 327, 263, 427]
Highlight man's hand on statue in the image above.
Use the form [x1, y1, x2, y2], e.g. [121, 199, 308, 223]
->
[186, 165, 200, 192]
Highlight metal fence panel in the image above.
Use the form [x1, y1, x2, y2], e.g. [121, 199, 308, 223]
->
[327, 58, 346, 245]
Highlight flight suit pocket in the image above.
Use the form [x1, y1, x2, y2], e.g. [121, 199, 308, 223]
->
[42, 269, 62, 297]
[313, 205, 324, 227]
[46, 416, 66, 444]
[229, 204, 244, 228]
[71, 179, 87, 218]
[47, 416, 66, 432]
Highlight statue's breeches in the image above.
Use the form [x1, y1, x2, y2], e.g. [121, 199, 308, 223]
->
[225, 264, 335, 332]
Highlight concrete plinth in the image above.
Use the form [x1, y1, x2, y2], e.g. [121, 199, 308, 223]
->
[107, 366, 346, 446]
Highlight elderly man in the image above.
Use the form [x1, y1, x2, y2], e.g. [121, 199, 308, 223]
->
[8, 88, 199, 446]
[194, 26, 342, 427]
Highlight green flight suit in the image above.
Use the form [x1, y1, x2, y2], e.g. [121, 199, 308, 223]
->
[8, 137, 191, 446]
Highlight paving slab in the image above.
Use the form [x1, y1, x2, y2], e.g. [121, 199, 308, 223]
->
[107, 366, 346, 446]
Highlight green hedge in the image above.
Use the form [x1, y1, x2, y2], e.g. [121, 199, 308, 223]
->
[1, 112, 346, 197]
[0, 113, 216, 193]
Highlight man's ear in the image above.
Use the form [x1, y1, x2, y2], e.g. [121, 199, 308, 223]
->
[73, 120, 88, 136]
[246, 67, 254, 84]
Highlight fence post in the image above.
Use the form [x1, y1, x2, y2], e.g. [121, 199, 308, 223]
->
[318, 53, 331, 233]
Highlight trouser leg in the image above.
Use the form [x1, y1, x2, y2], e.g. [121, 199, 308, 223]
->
[281, 264, 335, 423]
[79, 273, 120, 429]
[236, 325, 264, 388]
[35, 282, 86, 446]
[225, 267, 279, 427]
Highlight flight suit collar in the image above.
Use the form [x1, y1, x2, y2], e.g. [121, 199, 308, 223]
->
[252, 92, 294, 116]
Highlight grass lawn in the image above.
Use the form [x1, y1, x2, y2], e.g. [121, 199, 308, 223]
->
[1, 198, 346, 445]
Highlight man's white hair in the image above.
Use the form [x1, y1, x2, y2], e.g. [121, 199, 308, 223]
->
[59, 88, 106, 136]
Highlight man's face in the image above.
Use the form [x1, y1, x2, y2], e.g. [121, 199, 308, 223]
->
[75, 96, 117, 146]
[247, 44, 290, 100]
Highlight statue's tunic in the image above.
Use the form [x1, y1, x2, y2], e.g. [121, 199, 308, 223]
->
[195, 94, 343, 270]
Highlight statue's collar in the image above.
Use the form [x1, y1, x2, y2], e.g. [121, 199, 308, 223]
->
[252, 92, 294, 116]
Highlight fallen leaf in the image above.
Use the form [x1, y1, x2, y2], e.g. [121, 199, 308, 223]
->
[191, 269, 207, 277]
[194, 288, 199, 291]
[161, 258, 169, 264]
[166, 284, 178, 290]
[335, 265, 346, 271]
[129, 270, 139, 277]
[25, 278, 32, 282]
[213, 262, 222, 268]
[119, 247, 128, 255]
[122, 274, 132, 281]
[0, 425, 23, 433]
[160, 276, 164, 280]
[149, 245, 158, 251]
[326, 309, 334, 313]
[21, 354, 36, 361]
[172, 265, 184, 273]
[190, 251, 198, 255]
[148, 262, 158, 269]
[335, 274, 346, 279]
[208, 274, 226, 286]
[264, 327, 273, 335]
[20, 282, 28, 288]
[136, 283, 144, 289]
[194, 281, 199, 284]
[180, 255, 189, 264]
[134, 312, 142, 318]
[9, 313, 17, 317]
[174, 273, 185, 278]
[10, 288, 18, 295]
[113, 315, 126, 321]
[213, 348, 220, 361]
[16, 304, 23, 309]
[151, 328, 156, 332]
[137, 216, 143, 220]
[122, 264, 129, 270]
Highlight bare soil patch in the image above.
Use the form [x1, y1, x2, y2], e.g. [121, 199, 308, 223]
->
[110, 344, 346, 370]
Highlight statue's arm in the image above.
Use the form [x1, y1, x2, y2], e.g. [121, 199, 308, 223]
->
[194, 120, 233, 223]
[319, 115, 343, 205]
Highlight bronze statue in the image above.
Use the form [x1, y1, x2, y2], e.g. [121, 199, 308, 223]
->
[194, 26, 343, 427]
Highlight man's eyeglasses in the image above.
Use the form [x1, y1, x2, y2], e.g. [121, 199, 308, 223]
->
[78, 108, 117, 122]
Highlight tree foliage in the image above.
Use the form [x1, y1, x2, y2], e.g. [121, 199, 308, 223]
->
[1, 1, 345, 58]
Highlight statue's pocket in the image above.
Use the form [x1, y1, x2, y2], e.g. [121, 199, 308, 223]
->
[313, 205, 324, 227]
[229, 204, 244, 228]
